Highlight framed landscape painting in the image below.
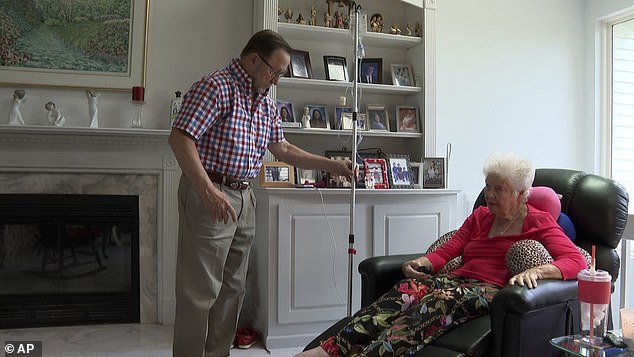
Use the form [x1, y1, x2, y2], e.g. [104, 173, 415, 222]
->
[0, 0, 149, 90]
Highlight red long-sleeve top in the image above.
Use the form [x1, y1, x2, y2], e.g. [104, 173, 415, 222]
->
[425, 205, 587, 287]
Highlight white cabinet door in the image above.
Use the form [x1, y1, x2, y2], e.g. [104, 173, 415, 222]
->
[372, 196, 455, 256]
[277, 202, 368, 323]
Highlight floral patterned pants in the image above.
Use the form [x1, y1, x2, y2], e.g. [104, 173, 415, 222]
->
[320, 274, 500, 356]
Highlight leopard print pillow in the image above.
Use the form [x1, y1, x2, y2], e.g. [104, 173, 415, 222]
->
[426, 230, 462, 274]
[505, 240, 592, 276]
[505, 240, 553, 276]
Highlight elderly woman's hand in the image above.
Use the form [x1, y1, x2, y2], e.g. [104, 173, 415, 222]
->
[402, 256, 433, 279]
[508, 263, 562, 289]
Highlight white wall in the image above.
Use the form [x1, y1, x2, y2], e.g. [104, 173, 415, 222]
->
[436, 0, 586, 211]
[0, 0, 253, 130]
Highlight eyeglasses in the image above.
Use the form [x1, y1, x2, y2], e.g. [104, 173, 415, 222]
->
[258, 54, 287, 78]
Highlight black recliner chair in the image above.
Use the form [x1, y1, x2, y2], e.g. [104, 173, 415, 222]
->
[306, 168, 629, 357]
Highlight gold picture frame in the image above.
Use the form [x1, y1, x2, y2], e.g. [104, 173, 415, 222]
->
[259, 161, 295, 187]
[0, 0, 149, 90]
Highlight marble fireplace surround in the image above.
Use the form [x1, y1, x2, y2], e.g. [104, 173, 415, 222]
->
[0, 126, 180, 325]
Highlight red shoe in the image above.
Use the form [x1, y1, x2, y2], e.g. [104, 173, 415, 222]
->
[235, 327, 259, 349]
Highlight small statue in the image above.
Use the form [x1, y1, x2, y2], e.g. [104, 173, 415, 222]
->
[364, 170, 375, 189]
[45, 101, 65, 127]
[390, 23, 401, 35]
[324, 12, 332, 27]
[404, 23, 412, 36]
[333, 11, 344, 28]
[86, 89, 100, 128]
[369, 13, 383, 33]
[296, 13, 306, 25]
[301, 106, 311, 129]
[9, 89, 26, 126]
[415, 21, 422, 37]
[284, 8, 293, 23]
[278, 7, 283, 21]
[308, 6, 317, 26]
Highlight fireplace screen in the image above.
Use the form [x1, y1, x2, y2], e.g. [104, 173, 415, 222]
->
[0, 194, 140, 328]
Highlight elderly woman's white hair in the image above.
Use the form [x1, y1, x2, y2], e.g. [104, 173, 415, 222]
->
[483, 152, 534, 202]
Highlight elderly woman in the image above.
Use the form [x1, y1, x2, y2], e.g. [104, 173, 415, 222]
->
[298, 152, 587, 357]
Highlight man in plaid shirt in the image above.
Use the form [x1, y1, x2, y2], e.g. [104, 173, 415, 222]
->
[169, 30, 354, 357]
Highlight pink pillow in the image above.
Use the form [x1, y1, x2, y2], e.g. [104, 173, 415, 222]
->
[528, 186, 561, 220]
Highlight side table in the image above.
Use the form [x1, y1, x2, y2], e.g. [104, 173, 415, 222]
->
[550, 334, 633, 357]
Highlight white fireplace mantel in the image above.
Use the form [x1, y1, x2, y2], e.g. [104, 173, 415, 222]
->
[0, 125, 180, 325]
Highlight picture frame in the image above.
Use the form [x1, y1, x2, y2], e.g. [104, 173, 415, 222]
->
[306, 104, 330, 129]
[259, 161, 295, 187]
[333, 106, 353, 130]
[289, 49, 312, 79]
[366, 104, 390, 131]
[390, 64, 414, 86]
[341, 112, 367, 131]
[363, 158, 389, 189]
[357, 150, 381, 188]
[276, 100, 300, 127]
[323, 55, 348, 81]
[385, 154, 413, 189]
[295, 168, 319, 186]
[395, 106, 420, 133]
[422, 157, 446, 189]
[324, 150, 352, 188]
[409, 162, 423, 188]
[359, 58, 383, 84]
[0, 0, 150, 90]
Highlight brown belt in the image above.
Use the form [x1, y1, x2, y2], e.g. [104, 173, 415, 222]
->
[207, 171, 251, 191]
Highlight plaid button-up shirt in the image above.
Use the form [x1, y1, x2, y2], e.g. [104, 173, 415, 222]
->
[173, 58, 285, 179]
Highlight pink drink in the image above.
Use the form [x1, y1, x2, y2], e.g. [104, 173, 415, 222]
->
[577, 269, 612, 346]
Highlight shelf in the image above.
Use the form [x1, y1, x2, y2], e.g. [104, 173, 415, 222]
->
[0, 125, 170, 146]
[283, 127, 422, 138]
[278, 22, 423, 50]
[0, 125, 170, 138]
[278, 77, 422, 94]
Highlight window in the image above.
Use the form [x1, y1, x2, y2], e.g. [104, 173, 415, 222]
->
[602, 14, 634, 324]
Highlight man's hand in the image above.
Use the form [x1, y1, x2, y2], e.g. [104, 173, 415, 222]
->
[202, 188, 237, 224]
[330, 159, 357, 183]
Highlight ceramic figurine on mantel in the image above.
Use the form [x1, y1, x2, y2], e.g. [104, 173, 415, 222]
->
[9, 89, 26, 126]
[45, 101, 66, 127]
[86, 89, 100, 128]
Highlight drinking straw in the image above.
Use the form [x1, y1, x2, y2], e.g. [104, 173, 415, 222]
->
[589, 245, 596, 340]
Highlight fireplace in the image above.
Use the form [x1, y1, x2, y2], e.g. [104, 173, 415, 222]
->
[0, 194, 140, 328]
[0, 127, 181, 326]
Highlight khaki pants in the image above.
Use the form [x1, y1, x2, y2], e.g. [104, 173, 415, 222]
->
[172, 175, 256, 357]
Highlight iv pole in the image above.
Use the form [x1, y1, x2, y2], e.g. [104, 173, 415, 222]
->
[347, 1, 362, 317]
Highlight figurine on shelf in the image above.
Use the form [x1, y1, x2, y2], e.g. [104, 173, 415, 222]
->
[415, 21, 422, 37]
[296, 13, 306, 25]
[308, 6, 317, 26]
[404, 23, 413, 36]
[301, 106, 311, 129]
[390, 23, 401, 35]
[284, 8, 293, 22]
[324, 11, 332, 27]
[333, 11, 344, 28]
[45, 101, 65, 127]
[369, 13, 383, 32]
[8, 89, 26, 126]
[278, 7, 284, 21]
[86, 89, 100, 128]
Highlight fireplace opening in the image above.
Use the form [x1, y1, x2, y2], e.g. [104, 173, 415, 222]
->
[0, 194, 140, 328]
